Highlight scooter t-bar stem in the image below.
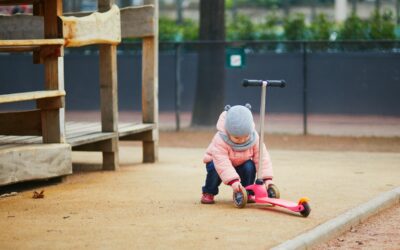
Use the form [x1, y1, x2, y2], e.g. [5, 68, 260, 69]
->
[257, 82, 267, 183]
[242, 79, 286, 88]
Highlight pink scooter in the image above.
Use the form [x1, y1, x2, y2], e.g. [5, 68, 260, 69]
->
[233, 79, 311, 217]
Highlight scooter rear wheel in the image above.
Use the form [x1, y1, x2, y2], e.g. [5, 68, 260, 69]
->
[233, 185, 248, 208]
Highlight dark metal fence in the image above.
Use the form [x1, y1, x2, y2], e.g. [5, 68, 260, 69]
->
[1, 40, 399, 134]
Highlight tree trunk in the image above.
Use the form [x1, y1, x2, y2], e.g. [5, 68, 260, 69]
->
[176, 0, 183, 24]
[351, 0, 357, 14]
[191, 0, 225, 126]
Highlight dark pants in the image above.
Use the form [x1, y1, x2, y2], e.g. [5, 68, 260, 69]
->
[202, 160, 256, 195]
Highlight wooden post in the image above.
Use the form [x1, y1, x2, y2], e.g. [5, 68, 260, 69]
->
[98, 0, 119, 170]
[42, 0, 66, 143]
[142, 0, 159, 163]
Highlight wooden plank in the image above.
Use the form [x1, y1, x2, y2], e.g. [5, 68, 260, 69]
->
[0, 46, 40, 52]
[67, 125, 102, 140]
[0, 15, 43, 40]
[60, 5, 121, 47]
[0, 90, 65, 104]
[0, 0, 34, 5]
[67, 131, 116, 147]
[0, 110, 42, 136]
[66, 122, 102, 134]
[0, 39, 64, 47]
[0, 143, 72, 186]
[0, 135, 40, 144]
[121, 5, 155, 38]
[118, 123, 155, 137]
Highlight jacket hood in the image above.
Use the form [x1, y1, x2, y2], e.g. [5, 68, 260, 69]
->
[216, 111, 228, 134]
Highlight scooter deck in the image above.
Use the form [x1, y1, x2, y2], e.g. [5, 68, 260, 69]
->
[245, 184, 305, 212]
[255, 197, 304, 212]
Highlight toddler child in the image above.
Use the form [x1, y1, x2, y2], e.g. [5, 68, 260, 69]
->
[201, 104, 275, 204]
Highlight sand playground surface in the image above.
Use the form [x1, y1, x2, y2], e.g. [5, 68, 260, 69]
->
[1, 132, 400, 249]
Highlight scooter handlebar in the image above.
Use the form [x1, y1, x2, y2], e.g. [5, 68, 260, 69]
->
[242, 79, 286, 88]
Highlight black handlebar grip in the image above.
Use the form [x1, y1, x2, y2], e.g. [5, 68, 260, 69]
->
[242, 79, 286, 88]
[267, 80, 286, 88]
[242, 79, 263, 87]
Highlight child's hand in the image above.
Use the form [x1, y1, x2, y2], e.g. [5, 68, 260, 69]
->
[231, 181, 242, 193]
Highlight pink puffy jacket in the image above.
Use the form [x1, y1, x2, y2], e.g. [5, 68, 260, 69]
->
[203, 111, 273, 184]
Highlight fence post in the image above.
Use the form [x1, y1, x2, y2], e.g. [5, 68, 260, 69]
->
[175, 43, 182, 131]
[302, 41, 308, 135]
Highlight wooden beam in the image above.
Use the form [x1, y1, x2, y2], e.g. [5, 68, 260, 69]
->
[98, 0, 115, 12]
[119, 129, 155, 141]
[42, 56, 65, 143]
[60, 4, 121, 47]
[0, 143, 72, 187]
[0, 15, 43, 40]
[0, 90, 65, 104]
[99, 44, 119, 170]
[98, 0, 119, 170]
[0, 110, 41, 136]
[0, 5, 156, 41]
[33, 45, 64, 64]
[72, 137, 117, 152]
[140, 0, 159, 163]
[36, 96, 64, 110]
[120, 5, 155, 38]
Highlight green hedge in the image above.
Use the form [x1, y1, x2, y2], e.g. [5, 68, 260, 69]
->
[158, 9, 398, 41]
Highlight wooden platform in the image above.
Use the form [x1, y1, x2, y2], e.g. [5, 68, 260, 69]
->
[0, 122, 155, 147]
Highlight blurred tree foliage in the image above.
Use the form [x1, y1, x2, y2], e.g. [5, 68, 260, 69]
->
[159, 17, 199, 41]
[256, 11, 284, 40]
[226, 14, 257, 40]
[310, 13, 335, 40]
[338, 12, 369, 40]
[283, 13, 308, 40]
[369, 9, 396, 40]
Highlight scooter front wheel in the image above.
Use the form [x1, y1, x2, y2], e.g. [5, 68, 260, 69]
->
[267, 184, 281, 199]
[233, 185, 248, 208]
[300, 202, 311, 217]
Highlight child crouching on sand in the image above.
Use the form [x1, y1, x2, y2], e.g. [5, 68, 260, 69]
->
[201, 104, 275, 204]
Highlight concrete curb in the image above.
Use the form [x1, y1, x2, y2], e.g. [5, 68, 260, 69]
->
[272, 187, 400, 250]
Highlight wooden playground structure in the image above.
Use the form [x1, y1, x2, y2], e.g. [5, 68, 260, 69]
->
[0, 0, 159, 186]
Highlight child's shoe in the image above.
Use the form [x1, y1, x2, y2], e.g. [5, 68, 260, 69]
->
[201, 193, 215, 204]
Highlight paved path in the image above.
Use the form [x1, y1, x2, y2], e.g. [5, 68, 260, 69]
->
[1, 146, 399, 249]
[67, 111, 400, 137]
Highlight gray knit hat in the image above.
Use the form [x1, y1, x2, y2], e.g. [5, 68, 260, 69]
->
[224, 104, 254, 136]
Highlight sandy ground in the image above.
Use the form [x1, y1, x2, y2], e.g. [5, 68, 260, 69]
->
[0, 131, 400, 249]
